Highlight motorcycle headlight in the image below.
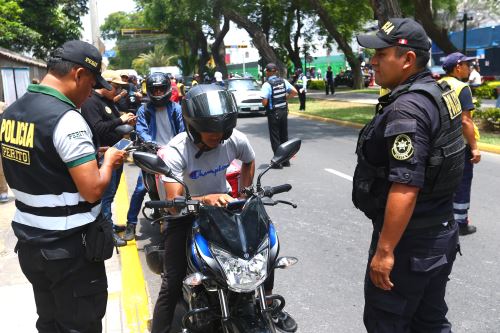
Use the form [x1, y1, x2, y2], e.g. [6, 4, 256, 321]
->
[211, 243, 269, 292]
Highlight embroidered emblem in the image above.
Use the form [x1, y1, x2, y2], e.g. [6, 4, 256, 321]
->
[105, 106, 112, 114]
[391, 134, 414, 160]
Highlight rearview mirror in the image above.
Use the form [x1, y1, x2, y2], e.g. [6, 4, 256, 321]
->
[115, 124, 134, 136]
[133, 152, 172, 176]
[270, 138, 301, 167]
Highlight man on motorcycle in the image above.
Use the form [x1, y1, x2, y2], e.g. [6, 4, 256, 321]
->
[151, 84, 297, 333]
[123, 72, 185, 241]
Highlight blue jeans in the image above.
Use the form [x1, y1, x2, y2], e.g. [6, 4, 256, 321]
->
[101, 165, 123, 223]
[126, 173, 147, 225]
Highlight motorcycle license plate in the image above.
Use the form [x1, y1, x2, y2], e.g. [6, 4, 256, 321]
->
[250, 106, 260, 111]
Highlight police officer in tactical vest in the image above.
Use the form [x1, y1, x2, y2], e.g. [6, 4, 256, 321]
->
[353, 19, 464, 332]
[0, 40, 126, 332]
[260, 63, 297, 168]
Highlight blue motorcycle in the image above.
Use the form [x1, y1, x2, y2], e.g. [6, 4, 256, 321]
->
[133, 138, 301, 333]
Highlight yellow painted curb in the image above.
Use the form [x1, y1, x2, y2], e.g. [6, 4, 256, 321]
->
[115, 172, 151, 333]
[290, 111, 500, 154]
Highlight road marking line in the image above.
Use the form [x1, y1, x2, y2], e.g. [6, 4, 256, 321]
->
[115, 172, 151, 332]
[325, 168, 353, 182]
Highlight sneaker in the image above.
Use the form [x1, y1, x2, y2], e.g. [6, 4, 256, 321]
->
[272, 301, 297, 332]
[282, 161, 291, 167]
[459, 223, 477, 236]
[113, 232, 127, 247]
[123, 223, 136, 241]
[0, 193, 8, 203]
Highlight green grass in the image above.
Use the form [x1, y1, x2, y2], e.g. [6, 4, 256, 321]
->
[288, 98, 375, 124]
[479, 132, 500, 145]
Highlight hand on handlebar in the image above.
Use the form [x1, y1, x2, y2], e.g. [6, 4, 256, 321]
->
[202, 193, 234, 207]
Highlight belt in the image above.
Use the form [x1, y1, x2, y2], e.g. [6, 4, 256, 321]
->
[404, 219, 456, 236]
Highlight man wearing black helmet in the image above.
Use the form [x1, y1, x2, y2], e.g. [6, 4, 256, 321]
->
[123, 72, 185, 241]
[151, 84, 297, 333]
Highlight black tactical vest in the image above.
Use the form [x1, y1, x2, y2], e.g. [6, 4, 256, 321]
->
[267, 77, 288, 113]
[0, 92, 98, 220]
[352, 80, 465, 228]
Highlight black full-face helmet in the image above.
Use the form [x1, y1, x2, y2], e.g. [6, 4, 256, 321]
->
[146, 72, 172, 106]
[181, 84, 238, 145]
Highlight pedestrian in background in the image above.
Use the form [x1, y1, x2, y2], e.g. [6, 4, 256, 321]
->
[0, 40, 126, 333]
[294, 68, 307, 111]
[353, 18, 464, 332]
[325, 65, 335, 95]
[260, 63, 297, 168]
[440, 52, 481, 235]
[468, 63, 482, 88]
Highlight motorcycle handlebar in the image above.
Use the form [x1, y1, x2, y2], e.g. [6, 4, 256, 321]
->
[263, 184, 292, 197]
[145, 200, 174, 209]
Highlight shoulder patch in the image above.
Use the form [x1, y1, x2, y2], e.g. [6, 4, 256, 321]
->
[391, 134, 414, 160]
[105, 106, 112, 114]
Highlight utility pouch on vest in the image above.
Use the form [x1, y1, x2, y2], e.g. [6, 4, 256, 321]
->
[352, 162, 387, 220]
[83, 215, 114, 262]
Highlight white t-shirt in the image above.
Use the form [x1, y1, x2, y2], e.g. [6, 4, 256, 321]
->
[155, 106, 174, 146]
[160, 129, 255, 197]
[53, 110, 95, 165]
[469, 69, 481, 86]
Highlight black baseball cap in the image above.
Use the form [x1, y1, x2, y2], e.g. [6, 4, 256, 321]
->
[265, 63, 278, 71]
[357, 18, 431, 51]
[52, 40, 111, 90]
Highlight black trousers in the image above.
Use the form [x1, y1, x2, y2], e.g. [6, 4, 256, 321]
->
[325, 80, 335, 95]
[298, 90, 306, 110]
[364, 222, 459, 333]
[17, 232, 107, 333]
[151, 217, 275, 333]
[267, 110, 288, 154]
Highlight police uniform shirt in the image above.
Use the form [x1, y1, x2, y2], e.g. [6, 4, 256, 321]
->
[260, 76, 294, 109]
[159, 129, 255, 197]
[81, 91, 123, 147]
[6, 85, 97, 242]
[364, 71, 452, 220]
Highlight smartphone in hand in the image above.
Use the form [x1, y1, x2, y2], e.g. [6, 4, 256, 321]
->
[113, 138, 133, 151]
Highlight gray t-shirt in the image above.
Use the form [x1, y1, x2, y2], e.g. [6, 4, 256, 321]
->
[160, 129, 255, 197]
[155, 106, 174, 146]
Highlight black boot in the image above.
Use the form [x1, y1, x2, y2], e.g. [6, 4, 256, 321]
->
[459, 223, 477, 236]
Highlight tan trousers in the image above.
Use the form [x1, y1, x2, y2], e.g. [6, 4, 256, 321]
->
[0, 157, 8, 193]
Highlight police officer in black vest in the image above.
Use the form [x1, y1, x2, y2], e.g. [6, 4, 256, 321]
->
[0, 40, 126, 332]
[260, 63, 297, 168]
[353, 19, 464, 332]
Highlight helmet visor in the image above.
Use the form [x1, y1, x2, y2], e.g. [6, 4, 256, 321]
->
[186, 90, 237, 117]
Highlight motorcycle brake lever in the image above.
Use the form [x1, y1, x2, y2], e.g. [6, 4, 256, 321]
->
[274, 200, 297, 208]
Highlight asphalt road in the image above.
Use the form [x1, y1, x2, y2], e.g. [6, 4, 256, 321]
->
[125, 113, 500, 333]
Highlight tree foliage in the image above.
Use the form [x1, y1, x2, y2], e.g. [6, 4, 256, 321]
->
[0, 0, 88, 59]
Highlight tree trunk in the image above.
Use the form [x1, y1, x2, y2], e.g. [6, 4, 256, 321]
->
[370, 0, 402, 26]
[414, 0, 458, 54]
[283, 6, 302, 70]
[223, 8, 287, 77]
[310, 0, 363, 89]
[195, 28, 210, 76]
[210, 17, 230, 78]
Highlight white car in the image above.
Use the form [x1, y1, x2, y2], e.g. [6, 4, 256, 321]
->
[227, 78, 266, 115]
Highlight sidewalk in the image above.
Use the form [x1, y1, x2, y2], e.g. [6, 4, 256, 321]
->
[0, 189, 129, 332]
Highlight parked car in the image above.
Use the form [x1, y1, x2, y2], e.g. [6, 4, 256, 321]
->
[334, 70, 370, 88]
[227, 78, 265, 115]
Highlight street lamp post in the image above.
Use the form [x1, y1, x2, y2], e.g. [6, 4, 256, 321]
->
[459, 12, 473, 54]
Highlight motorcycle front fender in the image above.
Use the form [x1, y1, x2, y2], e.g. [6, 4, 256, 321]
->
[219, 312, 276, 333]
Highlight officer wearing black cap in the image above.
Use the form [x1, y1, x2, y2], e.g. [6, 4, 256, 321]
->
[260, 63, 297, 168]
[0, 40, 126, 332]
[353, 19, 464, 332]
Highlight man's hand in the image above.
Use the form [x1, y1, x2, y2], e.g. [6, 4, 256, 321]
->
[470, 148, 481, 164]
[202, 193, 234, 207]
[120, 112, 136, 125]
[102, 147, 126, 169]
[369, 248, 395, 290]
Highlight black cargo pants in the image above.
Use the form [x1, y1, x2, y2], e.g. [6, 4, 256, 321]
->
[267, 109, 288, 154]
[364, 221, 459, 333]
[17, 232, 107, 333]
